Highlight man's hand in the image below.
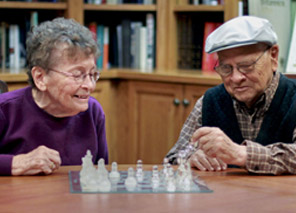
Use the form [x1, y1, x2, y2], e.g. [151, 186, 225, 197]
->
[189, 149, 227, 171]
[11, 145, 62, 176]
[191, 127, 247, 166]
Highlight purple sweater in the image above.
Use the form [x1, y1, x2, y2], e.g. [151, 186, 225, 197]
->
[0, 86, 108, 175]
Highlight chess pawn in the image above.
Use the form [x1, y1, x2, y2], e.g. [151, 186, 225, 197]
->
[136, 159, 144, 182]
[166, 167, 176, 192]
[125, 167, 137, 192]
[109, 162, 120, 184]
[151, 165, 160, 190]
[97, 158, 108, 182]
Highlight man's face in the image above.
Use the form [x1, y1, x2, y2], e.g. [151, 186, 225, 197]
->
[217, 44, 278, 108]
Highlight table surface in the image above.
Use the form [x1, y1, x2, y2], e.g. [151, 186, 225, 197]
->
[1, 165, 296, 213]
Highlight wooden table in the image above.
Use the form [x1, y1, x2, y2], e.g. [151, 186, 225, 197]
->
[1, 165, 296, 213]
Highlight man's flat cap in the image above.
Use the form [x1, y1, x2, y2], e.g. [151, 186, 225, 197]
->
[205, 16, 278, 54]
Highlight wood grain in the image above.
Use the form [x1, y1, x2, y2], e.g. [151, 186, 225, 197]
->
[1, 166, 295, 213]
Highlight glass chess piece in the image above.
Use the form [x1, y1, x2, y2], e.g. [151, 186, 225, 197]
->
[136, 159, 144, 182]
[161, 158, 170, 183]
[151, 165, 160, 190]
[109, 162, 120, 184]
[166, 166, 176, 192]
[80, 150, 98, 191]
[124, 167, 137, 192]
[97, 158, 108, 182]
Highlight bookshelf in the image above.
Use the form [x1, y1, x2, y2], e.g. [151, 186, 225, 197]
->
[0, 0, 239, 75]
[0, 0, 238, 164]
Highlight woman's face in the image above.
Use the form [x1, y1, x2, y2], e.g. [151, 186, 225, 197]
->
[42, 50, 97, 117]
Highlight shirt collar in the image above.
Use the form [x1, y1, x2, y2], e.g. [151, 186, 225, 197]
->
[233, 72, 280, 115]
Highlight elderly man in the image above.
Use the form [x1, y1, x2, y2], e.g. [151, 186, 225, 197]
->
[166, 16, 296, 175]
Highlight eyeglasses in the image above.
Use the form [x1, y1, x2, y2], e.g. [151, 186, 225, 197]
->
[214, 47, 270, 77]
[49, 68, 100, 84]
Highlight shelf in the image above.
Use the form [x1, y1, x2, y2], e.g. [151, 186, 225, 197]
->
[84, 4, 156, 12]
[0, 2, 67, 10]
[0, 70, 222, 86]
[174, 5, 224, 12]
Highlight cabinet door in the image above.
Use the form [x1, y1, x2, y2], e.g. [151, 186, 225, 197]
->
[129, 81, 184, 164]
[183, 85, 211, 121]
[91, 80, 115, 162]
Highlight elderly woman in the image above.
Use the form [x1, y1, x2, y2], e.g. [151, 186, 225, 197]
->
[0, 18, 108, 176]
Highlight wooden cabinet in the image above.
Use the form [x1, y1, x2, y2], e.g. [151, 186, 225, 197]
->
[127, 81, 211, 164]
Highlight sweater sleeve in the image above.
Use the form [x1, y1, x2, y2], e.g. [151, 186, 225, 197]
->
[0, 107, 13, 175]
[0, 155, 13, 175]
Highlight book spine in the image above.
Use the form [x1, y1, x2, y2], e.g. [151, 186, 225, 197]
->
[103, 27, 109, 70]
[116, 25, 123, 68]
[121, 19, 131, 68]
[0, 23, 5, 71]
[96, 25, 104, 70]
[9, 25, 15, 72]
[146, 13, 154, 72]
[139, 27, 147, 72]
[201, 22, 221, 74]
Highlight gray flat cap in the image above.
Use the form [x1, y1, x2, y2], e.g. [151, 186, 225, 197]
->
[205, 16, 278, 54]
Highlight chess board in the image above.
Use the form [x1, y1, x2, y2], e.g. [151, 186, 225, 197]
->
[69, 170, 213, 194]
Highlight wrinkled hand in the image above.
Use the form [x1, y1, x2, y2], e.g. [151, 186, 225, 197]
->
[12, 145, 62, 176]
[191, 127, 247, 166]
[189, 149, 227, 171]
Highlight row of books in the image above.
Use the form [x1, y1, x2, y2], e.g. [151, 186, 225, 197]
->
[84, 0, 154, 4]
[0, 23, 26, 73]
[88, 13, 155, 72]
[0, 11, 37, 73]
[177, 14, 221, 74]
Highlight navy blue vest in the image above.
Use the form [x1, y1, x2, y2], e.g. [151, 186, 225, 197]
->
[202, 74, 296, 145]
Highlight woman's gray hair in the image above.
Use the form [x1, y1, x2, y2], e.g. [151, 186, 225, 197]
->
[26, 17, 98, 88]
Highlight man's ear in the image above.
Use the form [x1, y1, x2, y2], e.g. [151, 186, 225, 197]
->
[31, 66, 47, 91]
[270, 44, 279, 72]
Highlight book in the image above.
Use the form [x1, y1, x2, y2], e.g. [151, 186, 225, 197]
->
[8, 24, 20, 73]
[177, 15, 206, 70]
[30, 11, 38, 28]
[116, 25, 123, 68]
[248, 0, 291, 73]
[146, 13, 155, 72]
[96, 25, 104, 70]
[201, 22, 221, 74]
[0, 22, 5, 71]
[121, 19, 131, 68]
[103, 26, 109, 70]
[88, 22, 97, 41]
[139, 26, 147, 71]
[130, 21, 142, 69]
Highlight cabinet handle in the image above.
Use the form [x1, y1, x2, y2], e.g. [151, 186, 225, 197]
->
[173, 98, 180, 106]
[183, 99, 190, 107]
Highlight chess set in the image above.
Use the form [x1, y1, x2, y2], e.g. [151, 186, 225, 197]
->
[69, 148, 213, 194]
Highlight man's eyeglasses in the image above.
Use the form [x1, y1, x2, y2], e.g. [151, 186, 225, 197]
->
[49, 68, 101, 84]
[214, 47, 271, 77]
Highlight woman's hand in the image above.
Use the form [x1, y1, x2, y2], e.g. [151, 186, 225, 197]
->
[11, 145, 61, 176]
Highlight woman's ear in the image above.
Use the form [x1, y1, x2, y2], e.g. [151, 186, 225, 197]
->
[270, 44, 279, 73]
[31, 66, 47, 91]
